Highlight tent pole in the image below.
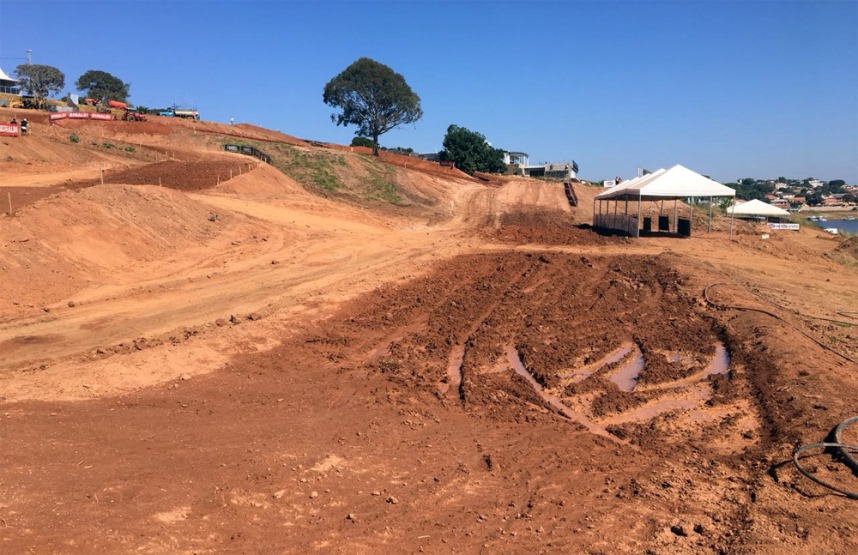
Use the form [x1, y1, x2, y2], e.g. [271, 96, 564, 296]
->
[729, 197, 736, 240]
[637, 191, 642, 237]
[689, 199, 693, 234]
[708, 196, 713, 233]
[673, 200, 678, 233]
[593, 197, 596, 227]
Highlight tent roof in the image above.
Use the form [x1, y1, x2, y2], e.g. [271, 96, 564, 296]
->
[727, 199, 790, 217]
[596, 164, 735, 201]
[0, 66, 18, 83]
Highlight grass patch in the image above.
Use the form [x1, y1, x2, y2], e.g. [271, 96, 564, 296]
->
[69, 134, 79, 143]
[276, 145, 346, 192]
[219, 139, 346, 192]
[361, 159, 402, 203]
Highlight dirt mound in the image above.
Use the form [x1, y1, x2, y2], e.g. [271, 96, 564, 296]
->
[4, 250, 854, 552]
[827, 235, 858, 266]
[63, 159, 257, 192]
[487, 209, 610, 245]
[345, 145, 476, 181]
[0, 184, 255, 310]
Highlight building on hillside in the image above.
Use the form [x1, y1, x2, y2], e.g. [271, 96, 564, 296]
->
[523, 161, 579, 180]
[808, 179, 824, 189]
[503, 151, 530, 169]
[0, 66, 21, 95]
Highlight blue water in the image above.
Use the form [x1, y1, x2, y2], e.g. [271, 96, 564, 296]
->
[824, 219, 858, 234]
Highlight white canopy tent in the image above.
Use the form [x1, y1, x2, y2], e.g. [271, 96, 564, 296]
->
[593, 164, 736, 237]
[0, 66, 18, 82]
[727, 198, 798, 231]
[726, 199, 790, 217]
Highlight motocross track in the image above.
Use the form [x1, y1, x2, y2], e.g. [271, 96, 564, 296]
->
[1, 112, 857, 554]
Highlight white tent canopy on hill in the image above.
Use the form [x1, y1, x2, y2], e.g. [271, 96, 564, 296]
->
[727, 199, 790, 217]
[593, 164, 736, 237]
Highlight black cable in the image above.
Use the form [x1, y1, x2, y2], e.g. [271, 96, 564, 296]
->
[704, 282, 855, 364]
[792, 443, 858, 500]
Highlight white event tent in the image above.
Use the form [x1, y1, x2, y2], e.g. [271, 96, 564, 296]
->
[727, 199, 797, 230]
[593, 164, 736, 237]
[726, 199, 790, 217]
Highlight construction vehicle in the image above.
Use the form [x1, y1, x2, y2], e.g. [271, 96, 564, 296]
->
[121, 109, 147, 122]
[9, 95, 44, 110]
[159, 106, 200, 121]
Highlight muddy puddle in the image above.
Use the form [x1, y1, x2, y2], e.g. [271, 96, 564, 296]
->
[607, 346, 644, 392]
[601, 384, 712, 426]
[506, 346, 617, 441]
[701, 343, 730, 378]
[560, 344, 632, 382]
[444, 344, 465, 393]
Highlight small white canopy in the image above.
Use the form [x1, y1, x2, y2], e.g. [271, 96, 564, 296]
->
[596, 164, 735, 201]
[0, 66, 19, 82]
[727, 199, 790, 217]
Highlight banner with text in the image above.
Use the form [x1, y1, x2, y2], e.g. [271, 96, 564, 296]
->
[0, 122, 20, 136]
[49, 112, 114, 122]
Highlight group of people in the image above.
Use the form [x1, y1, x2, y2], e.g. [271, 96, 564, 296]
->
[9, 116, 29, 135]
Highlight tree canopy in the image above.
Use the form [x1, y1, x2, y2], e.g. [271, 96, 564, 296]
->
[14, 64, 65, 101]
[323, 58, 422, 156]
[75, 70, 130, 102]
[440, 125, 506, 175]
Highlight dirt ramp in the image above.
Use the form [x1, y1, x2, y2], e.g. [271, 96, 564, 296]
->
[0, 184, 255, 310]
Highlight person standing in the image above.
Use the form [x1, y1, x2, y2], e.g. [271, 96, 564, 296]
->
[20, 118, 28, 135]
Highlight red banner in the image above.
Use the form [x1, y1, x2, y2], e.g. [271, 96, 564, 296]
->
[49, 112, 114, 121]
[0, 122, 19, 136]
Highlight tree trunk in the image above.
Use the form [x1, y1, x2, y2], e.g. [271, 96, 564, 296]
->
[372, 133, 379, 156]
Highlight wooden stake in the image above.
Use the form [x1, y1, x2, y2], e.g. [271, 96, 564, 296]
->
[100, 169, 104, 185]
[230, 169, 232, 179]
[159, 177, 162, 187]
[7, 192, 11, 215]
[217, 175, 220, 186]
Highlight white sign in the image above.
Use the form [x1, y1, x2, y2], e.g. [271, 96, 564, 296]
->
[767, 223, 800, 230]
[603, 180, 616, 188]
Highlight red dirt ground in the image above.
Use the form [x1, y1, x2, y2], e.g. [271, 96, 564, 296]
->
[0, 112, 856, 554]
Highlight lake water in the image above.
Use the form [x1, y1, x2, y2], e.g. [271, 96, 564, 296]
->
[824, 219, 858, 234]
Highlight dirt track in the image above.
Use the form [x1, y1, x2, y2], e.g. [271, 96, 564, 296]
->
[1, 115, 857, 553]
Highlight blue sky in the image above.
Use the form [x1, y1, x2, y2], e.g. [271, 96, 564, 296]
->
[1, 0, 856, 183]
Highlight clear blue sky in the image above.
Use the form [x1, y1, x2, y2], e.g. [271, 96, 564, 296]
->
[1, 0, 856, 183]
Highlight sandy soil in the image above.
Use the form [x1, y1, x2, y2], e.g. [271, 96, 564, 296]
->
[0, 115, 856, 553]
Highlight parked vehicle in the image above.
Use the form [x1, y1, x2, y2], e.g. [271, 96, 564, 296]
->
[159, 106, 200, 121]
[121, 109, 147, 122]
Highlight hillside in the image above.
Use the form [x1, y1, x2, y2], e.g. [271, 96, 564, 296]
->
[1, 109, 856, 554]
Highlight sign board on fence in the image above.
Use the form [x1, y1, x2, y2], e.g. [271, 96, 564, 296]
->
[49, 112, 114, 121]
[768, 223, 800, 230]
[603, 180, 616, 188]
[0, 122, 20, 136]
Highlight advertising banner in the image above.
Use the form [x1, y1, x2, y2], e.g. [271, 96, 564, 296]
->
[49, 112, 114, 121]
[0, 122, 20, 136]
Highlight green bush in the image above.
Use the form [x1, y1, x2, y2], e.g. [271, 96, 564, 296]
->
[350, 136, 374, 148]
[124, 146, 135, 153]
[102, 142, 115, 149]
[69, 134, 79, 143]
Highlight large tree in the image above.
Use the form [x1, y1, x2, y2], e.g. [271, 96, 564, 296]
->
[440, 125, 506, 175]
[323, 58, 422, 156]
[75, 70, 130, 102]
[14, 64, 64, 102]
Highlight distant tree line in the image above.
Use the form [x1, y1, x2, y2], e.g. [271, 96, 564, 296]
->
[726, 176, 854, 206]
